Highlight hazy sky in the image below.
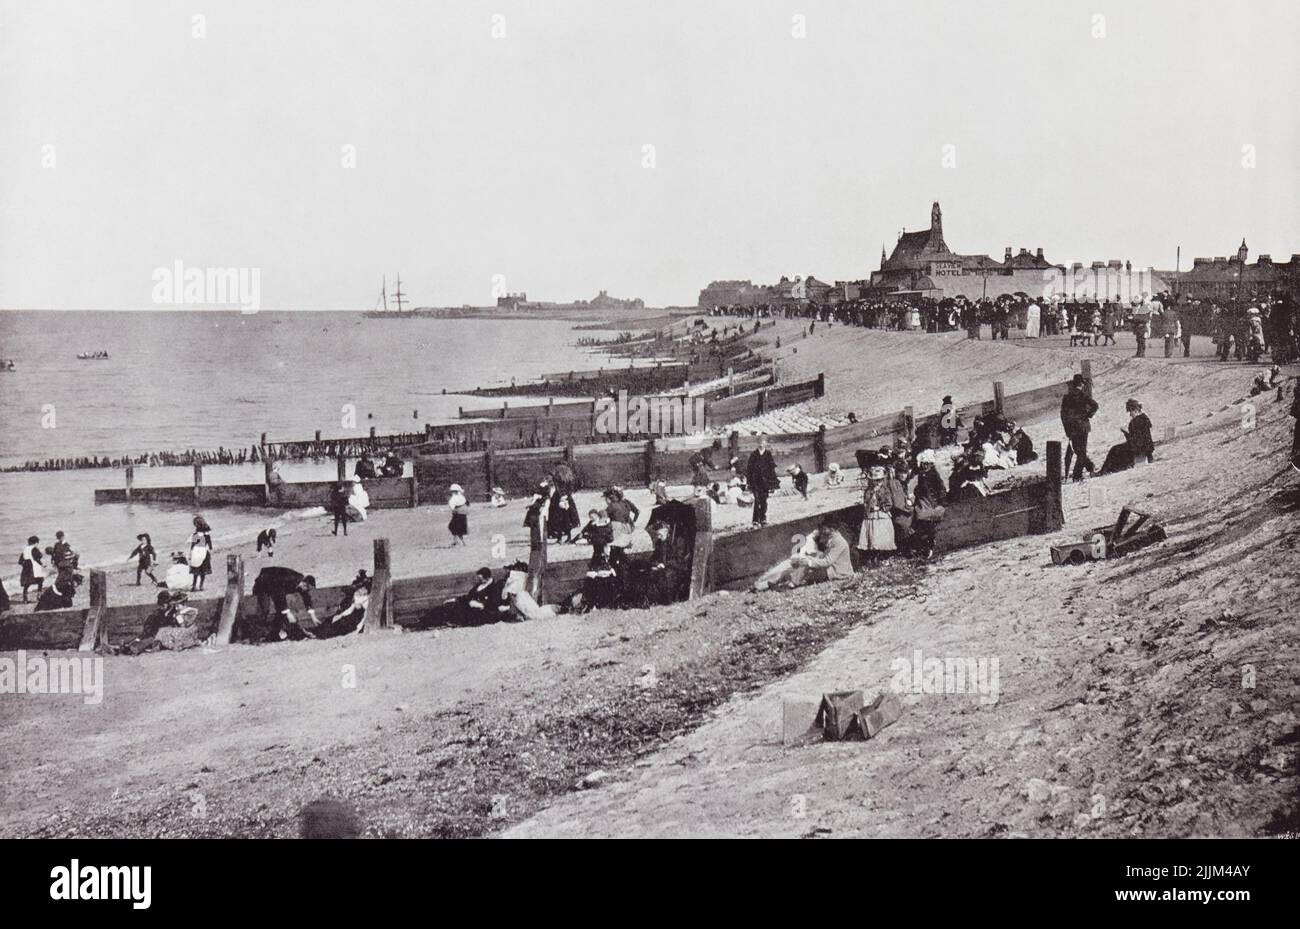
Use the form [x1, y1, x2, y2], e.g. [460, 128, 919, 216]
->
[2, 0, 1296, 310]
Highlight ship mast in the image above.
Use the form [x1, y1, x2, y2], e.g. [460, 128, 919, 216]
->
[393, 274, 406, 313]
[380, 275, 388, 312]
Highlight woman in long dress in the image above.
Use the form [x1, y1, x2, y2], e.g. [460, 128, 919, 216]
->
[857, 466, 897, 563]
[447, 483, 469, 545]
[346, 477, 370, 521]
[19, 535, 44, 602]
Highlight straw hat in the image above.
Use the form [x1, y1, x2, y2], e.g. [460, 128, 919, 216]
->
[449, 483, 463, 492]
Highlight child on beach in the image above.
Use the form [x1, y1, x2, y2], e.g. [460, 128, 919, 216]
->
[127, 533, 158, 586]
[189, 522, 212, 591]
[256, 528, 277, 557]
[448, 483, 469, 545]
[18, 535, 45, 602]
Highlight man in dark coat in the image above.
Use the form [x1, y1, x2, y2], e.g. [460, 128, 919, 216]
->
[250, 567, 316, 641]
[1060, 374, 1099, 480]
[746, 436, 779, 527]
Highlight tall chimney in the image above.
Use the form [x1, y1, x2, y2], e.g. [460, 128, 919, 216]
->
[1004, 247, 1012, 262]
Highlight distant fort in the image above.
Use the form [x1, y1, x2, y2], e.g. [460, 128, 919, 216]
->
[495, 289, 645, 312]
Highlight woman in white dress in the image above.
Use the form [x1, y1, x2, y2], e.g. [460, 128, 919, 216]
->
[1025, 301, 1041, 338]
[857, 466, 897, 562]
[346, 477, 370, 521]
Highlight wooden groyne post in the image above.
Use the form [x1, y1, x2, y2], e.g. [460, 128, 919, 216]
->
[527, 510, 548, 604]
[124, 465, 133, 501]
[1043, 440, 1064, 528]
[78, 569, 108, 652]
[371, 538, 393, 629]
[814, 425, 827, 473]
[193, 463, 203, 506]
[215, 555, 244, 645]
[994, 381, 1005, 414]
[688, 496, 713, 600]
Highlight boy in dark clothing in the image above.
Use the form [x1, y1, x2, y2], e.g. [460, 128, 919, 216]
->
[330, 482, 350, 536]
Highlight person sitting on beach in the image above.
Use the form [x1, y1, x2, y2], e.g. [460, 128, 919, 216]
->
[490, 486, 508, 508]
[751, 532, 819, 591]
[726, 475, 753, 506]
[502, 561, 556, 621]
[249, 567, 317, 642]
[799, 525, 855, 583]
[256, 527, 277, 557]
[309, 581, 372, 638]
[581, 508, 614, 560]
[410, 567, 507, 630]
[909, 454, 947, 560]
[1010, 426, 1038, 465]
[347, 477, 370, 522]
[579, 553, 621, 612]
[35, 576, 76, 610]
[825, 462, 845, 487]
[127, 533, 158, 586]
[1100, 399, 1156, 475]
[980, 432, 1020, 471]
[380, 452, 404, 478]
[949, 448, 991, 500]
[354, 452, 378, 480]
[603, 487, 640, 566]
[117, 591, 187, 655]
[787, 463, 809, 500]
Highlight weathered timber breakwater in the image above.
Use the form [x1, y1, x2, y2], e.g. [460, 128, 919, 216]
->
[4, 446, 264, 474]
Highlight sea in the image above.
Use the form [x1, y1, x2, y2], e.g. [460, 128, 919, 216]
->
[0, 310, 643, 583]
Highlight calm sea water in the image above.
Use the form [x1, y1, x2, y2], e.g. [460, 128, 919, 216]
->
[0, 310, 634, 581]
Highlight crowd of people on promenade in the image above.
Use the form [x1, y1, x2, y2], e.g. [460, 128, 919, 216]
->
[705, 289, 1298, 364]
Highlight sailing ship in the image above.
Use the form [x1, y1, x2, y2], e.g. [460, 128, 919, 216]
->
[362, 274, 419, 318]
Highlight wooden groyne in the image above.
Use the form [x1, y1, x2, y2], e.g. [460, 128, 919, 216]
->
[5, 445, 1064, 653]
[91, 368, 1075, 511]
[3, 445, 262, 475]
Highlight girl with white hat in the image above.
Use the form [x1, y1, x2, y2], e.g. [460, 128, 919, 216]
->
[447, 483, 469, 545]
[857, 465, 897, 561]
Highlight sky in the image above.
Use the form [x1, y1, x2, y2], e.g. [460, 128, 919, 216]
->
[1, 0, 1296, 310]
